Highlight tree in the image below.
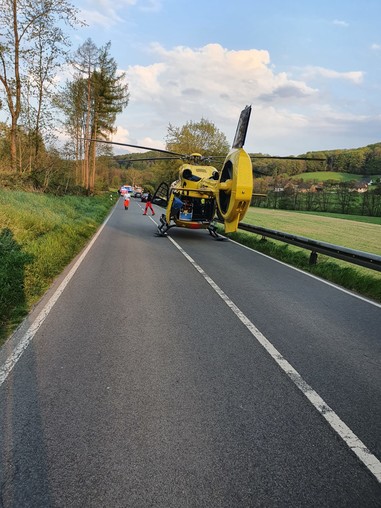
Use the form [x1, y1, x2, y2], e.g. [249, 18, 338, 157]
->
[0, 0, 82, 171]
[315, 189, 331, 212]
[125, 168, 143, 187]
[88, 42, 129, 191]
[55, 77, 87, 184]
[70, 38, 99, 190]
[59, 39, 129, 192]
[336, 182, 356, 214]
[303, 190, 317, 211]
[166, 118, 229, 155]
[362, 189, 381, 216]
[161, 117, 230, 183]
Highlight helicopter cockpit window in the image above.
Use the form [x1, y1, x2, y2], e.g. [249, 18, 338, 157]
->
[182, 168, 201, 182]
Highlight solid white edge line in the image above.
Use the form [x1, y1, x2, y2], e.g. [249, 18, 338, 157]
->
[227, 236, 381, 308]
[0, 210, 113, 387]
[167, 235, 381, 484]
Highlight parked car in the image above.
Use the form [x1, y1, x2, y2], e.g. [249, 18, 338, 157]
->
[134, 191, 142, 199]
[120, 185, 133, 196]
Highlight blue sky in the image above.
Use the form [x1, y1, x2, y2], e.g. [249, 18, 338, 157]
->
[68, 0, 381, 156]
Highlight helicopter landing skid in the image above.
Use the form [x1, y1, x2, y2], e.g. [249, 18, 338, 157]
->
[156, 214, 172, 236]
[208, 223, 224, 240]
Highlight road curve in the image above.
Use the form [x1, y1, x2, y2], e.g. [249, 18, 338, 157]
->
[1, 198, 380, 507]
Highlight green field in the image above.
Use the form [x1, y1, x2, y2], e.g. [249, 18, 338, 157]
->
[291, 171, 366, 182]
[244, 207, 381, 255]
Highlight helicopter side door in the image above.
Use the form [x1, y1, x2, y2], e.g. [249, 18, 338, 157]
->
[152, 182, 169, 207]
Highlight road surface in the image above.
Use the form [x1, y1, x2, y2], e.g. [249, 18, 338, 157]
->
[1, 198, 380, 507]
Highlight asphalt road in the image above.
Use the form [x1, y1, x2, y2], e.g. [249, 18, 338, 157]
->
[1, 198, 380, 507]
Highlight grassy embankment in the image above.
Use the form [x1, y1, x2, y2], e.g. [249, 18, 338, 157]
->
[225, 207, 381, 304]
[0, 189, 117, 346]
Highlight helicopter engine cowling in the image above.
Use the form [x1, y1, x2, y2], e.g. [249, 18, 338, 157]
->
[216, 148, 253, 233]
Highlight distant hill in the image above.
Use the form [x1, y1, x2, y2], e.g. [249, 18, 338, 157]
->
[250, 142, 381, 178]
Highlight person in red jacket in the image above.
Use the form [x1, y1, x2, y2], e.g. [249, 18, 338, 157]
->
[143, 192, 155, 215]
[124, 192, 131, 210]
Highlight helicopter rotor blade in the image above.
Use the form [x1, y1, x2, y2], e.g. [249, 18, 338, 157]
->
[115, 156, 181, 163]
[209, 155, 326, 162]
[250, 155, 326, 161]
[232, 105, 252, 149]
[86, 138, 185, 158]
[252, 169, 272, 177]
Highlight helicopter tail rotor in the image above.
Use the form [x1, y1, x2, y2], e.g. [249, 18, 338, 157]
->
[215, 105, 253, 233]
[217, 148, 253, 233]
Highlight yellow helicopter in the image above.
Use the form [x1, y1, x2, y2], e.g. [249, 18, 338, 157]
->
[90, 105, 254, 238]
[89, 105, 325, 238]
[152, 105, 253, 238]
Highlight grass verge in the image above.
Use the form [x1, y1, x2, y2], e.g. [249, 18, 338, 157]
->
[0, 189, 118, 346]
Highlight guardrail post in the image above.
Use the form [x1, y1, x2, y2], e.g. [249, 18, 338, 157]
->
[309, 251, 318, 265]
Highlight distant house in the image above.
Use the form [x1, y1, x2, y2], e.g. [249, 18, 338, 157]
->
[297, 182, 312, 193]
[353, 182, 368, 193]
[297, 183, 323, 193]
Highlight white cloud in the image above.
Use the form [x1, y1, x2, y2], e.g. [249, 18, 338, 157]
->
[113, 125, 131, 144]
[113, 125, 165, 153]
[371, 43, 381, 51]
[78, 0, 137, 28]
[79, 9, 122, 28]
[333, 19, 349, 27]
[138, 0, 162, 12]
[125, 44, 316, 123]
[106, 43, 379, 156]
[76, 0, 162, 27]
[301, 66, 364, 84]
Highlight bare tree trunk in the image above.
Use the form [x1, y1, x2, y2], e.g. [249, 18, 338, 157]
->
[9, 0, 22, 170]
[83, 75, 92, 191]
[89, 113, 98, 192]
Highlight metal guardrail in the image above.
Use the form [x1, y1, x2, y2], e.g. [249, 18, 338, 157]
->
[235, 222, 381, 272]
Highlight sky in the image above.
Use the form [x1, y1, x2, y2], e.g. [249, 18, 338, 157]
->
[67, 0, 381, 156]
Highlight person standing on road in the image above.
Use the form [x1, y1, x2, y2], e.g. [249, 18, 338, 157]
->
[124, 192, 131, 210]
[143, 192, 155, 216]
